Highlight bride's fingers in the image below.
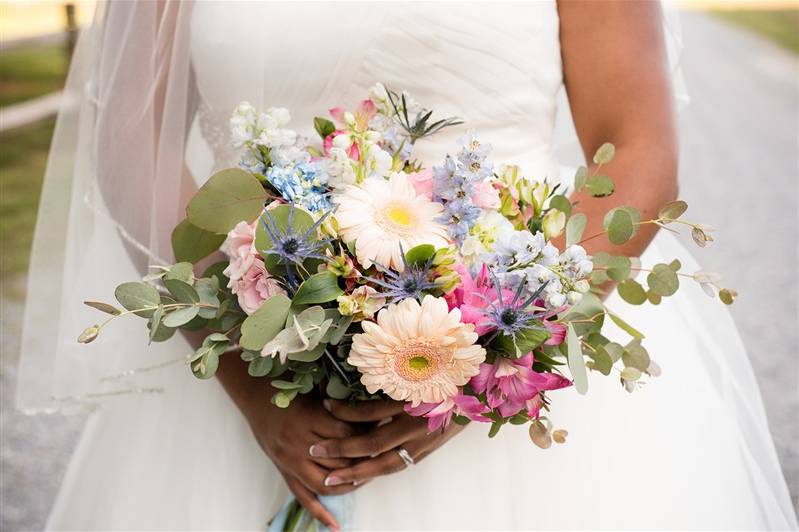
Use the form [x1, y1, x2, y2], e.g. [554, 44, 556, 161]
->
[308, 456, 351, 469]
[309, 417, 426, 459]
[322, 444, 418, 487]
[323, 398, 405, 423]
[282, 474, 340, 532]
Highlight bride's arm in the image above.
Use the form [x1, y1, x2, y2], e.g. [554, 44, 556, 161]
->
[556, 0, 678, 258]
[316, 0, 678, 485]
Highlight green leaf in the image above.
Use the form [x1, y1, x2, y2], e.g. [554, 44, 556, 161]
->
[326, 375, 351, 400]
[147, 317, 175, 342]
[493, 326, 551, 357]
[549, 195, 572, 218]
[287, 343, 326, 362]
[566, 213, 587, 246]
[84, 301, 122, 316]
[171, 219, 226, 264]
[195, 277, 220, 319]
[647, 263, 679, 297]
[566, 323, 588, 395]
[114, 282, 161, 318]
[585, 174, 614, 197]
[273, 390, 297, 408]
[608, 312, 645, 340]
[248, 356, 273, 377]
[668, 259, 681, 271]
[604, 342, 625, 362]
[190, 337, 228, 379]
[271, 379, 305, 391]
[404, 244, 436, 267]
[605, 208, 634, 245]
[164, 262, 195, 284]
[328, 314, 353, 346]
[620, 367, 642, 382]
[646, 290, 662, 305]
[163, 279, 199, 304]
[574, 166, 588, 191]
[588, 345, 613, 375]
[617, 279, 647, 305]
[593, 142, 615, 165]
[623, 340, 651, 372]
[605, 255, 632, 282]
[186, 168, 266, 233]
[163, 306, 200, 328]
[202, 261, 230, 288]
[293, 271, 343, 305]
[254, 205, 317, 274]
[313, 117, 336, 139]
[692, 227, 708, 248]
[240, 294, 292, 351]
[658, 200, 688, 221]
[603, 206, 640, 228]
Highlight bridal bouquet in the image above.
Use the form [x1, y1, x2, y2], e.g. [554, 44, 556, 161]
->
[80, 84, 734, 525]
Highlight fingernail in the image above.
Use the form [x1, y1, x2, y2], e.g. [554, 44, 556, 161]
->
[324, 474, 344, 487]
[309, 444, 328, 458]
[323, 399, 332, 412]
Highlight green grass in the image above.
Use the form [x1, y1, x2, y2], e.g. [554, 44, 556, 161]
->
[712, 9, 799, 54]
[0, 44, 68, 108]
[0, 119, 55, 284]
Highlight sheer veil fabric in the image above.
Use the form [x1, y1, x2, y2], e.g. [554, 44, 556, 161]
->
[18, 1, 796, 529]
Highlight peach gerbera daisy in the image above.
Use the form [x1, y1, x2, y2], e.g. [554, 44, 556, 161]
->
[348, 296, 486, 406]
[332, 173, 449, 270]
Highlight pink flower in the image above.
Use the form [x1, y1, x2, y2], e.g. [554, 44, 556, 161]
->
[222, 220, 258, 283]
[445, 264, 512, 335]
[323, 129, 360, 160]
[329, 100, 377, 132]
[544, 321, 566, 345]
[470, 354, 571, 418]
[405, 393, 490, 432]
[472, 180, 501, 209]
[407, 169, 434, 199]
[232, 259, 286, 315]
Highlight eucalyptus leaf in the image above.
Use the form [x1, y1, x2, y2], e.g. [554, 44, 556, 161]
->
[288, 343, 326, 362]
[549, 195, 572, 218]
[719, 288, 737, 305]
[692, 227, 708, 248]
[647, 290, 662, 305]
[240, 294, 292, 351]
[593, 142, 615, 165]
[186, 168, 266, 233]
[163, 306, 200, 328]
[623, 340, 651, 372]
[148, 304, 165, 343]
[608, 312, 645, 340]
[84, 301, 122, 316]
[605, 209, 634, 245]
[585, 174, 614, 197]
[566, 323, 588, 395]
[202, 261, 230, 288]
[647, 263, 679, 297]
[605, 255, 632, 281]
[248, 356, 274, 377]
[195, 277, 220, 319]
[164, 262, 195, 284]
[172, 218, 226, 264]
[147, 317, 176, 342]
[658, 200, 688, 221]
[573, 166, 588, 191]
[604, 342, 624, 362]
[620, 367, 642, 382]
[589, 345, 613, 375]
[164, 279, 199, 304]
[326, 375, 351, 400]
[114, 282, 161, 318]
[566, 213, 587, 247]
[617, 279, 646, 305]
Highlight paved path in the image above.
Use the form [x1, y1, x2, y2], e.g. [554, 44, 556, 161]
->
[0, 11, 796, 530]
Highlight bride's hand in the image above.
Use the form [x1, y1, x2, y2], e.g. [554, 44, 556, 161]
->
[216, 357, 358, 530]
[309, 399, 465, 487]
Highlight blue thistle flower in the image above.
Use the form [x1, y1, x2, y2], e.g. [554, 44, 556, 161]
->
[259, 206, 332, 289]
[478, 268, 549, 340]
[363, 246, 437, 301]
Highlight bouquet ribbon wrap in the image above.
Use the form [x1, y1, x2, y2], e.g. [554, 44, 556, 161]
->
[268, 494, 353, 532]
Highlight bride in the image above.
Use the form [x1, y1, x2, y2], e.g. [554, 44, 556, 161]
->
[18, 1, 797, 530]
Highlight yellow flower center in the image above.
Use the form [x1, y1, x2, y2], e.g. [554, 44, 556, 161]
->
[393, 338, 450, 382]
[384, 204, 414, 227]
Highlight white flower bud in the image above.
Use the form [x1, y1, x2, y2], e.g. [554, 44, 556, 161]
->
[332, 133, 352, 150]
[574, 279, 590, 293]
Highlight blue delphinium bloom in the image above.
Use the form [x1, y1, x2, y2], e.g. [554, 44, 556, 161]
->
[431, 131, 493, 245]
[259, 206, 332, 290]
[363, 246, 437, 301]
[266, 161, 331, 213]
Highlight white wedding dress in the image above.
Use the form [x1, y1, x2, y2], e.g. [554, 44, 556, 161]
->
[24, 2, 796, 530]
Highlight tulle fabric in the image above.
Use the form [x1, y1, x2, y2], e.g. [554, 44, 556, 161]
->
[19, 1, 796, 529]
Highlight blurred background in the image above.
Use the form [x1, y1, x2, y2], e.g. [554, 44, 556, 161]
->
[0, 0, 797, 529]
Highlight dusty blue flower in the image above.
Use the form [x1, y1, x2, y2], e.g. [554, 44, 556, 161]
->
[363, 246, 437, 301]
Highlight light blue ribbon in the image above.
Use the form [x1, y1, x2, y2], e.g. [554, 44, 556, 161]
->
[268, 494, 353, 532]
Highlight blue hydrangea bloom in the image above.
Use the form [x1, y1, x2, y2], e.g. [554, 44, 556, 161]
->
[266, 161, 331, 213]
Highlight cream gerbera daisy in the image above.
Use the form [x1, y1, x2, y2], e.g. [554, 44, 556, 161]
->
[332, 173, 449, 270]
[348, 296, 486, 406]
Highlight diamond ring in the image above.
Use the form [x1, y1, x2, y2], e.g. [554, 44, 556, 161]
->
[396, 446, 414, 468]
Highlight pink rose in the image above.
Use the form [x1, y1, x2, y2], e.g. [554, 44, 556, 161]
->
[222, 220, 258, 283]
[232, 260, 286, 315]
[472, 180, 501, 209]
[407, 169, 434, 200]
